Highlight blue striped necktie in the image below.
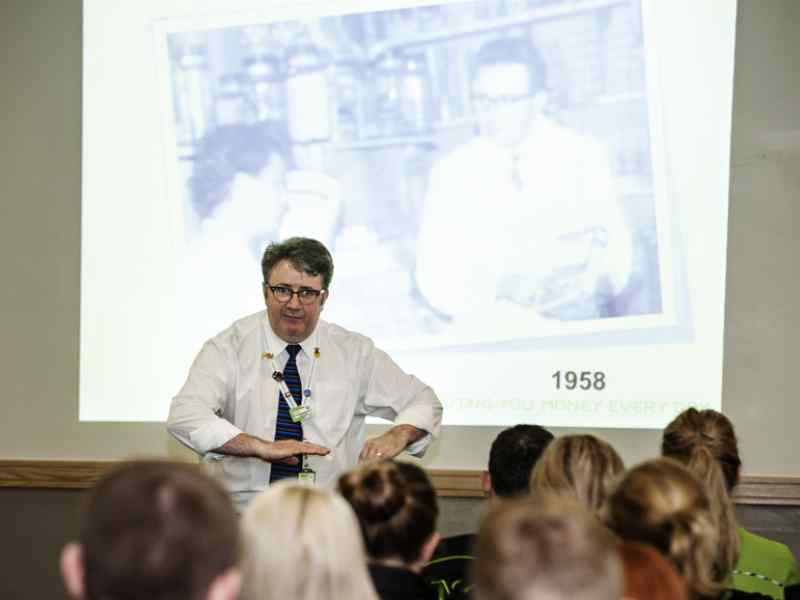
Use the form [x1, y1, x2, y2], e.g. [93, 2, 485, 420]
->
[269, 344, 303, 483]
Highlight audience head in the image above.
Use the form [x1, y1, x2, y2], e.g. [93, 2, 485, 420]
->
[60, 461, 240, 600]
[240, 481, 378, 600]
[338, 460, 440, 572]
[530, 434, 624, 514]
[472, 498, 622, 600]
[619, 541, 689, 600]
[661, 407, 741, 578]
[606, 458, 723, 599]
[484, 424, 554, 500]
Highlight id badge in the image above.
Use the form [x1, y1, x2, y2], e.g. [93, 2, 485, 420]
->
[298, 467, 316, 484]
[289, 405, 313, 423]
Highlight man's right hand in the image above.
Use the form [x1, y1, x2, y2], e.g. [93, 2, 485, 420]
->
[212, 433, 329, 465]
[256, 439, 330, 465]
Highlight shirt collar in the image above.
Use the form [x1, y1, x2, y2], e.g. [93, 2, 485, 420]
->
[263, 313, 320, 359]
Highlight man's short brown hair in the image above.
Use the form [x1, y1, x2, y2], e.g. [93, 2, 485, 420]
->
[79, 461, 238, 600]
[472, 498, 622, 600]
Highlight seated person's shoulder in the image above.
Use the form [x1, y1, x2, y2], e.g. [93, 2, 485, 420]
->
[738, 527, 798, 569]
[421, 534, 475, 600]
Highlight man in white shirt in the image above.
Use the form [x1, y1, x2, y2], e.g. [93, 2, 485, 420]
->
[168, 237, 442, 510]
[416, 37, 632, 325]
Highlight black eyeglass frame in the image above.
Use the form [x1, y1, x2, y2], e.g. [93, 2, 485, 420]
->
[264, 283, 326, 305]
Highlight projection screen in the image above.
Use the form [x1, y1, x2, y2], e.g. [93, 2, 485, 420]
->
[81, 0, 736, 427]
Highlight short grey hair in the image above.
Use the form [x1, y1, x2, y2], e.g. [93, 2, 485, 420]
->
[261, 237, 334, 289]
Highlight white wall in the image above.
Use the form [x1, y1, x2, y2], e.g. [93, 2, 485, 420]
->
[1, 0, 798, 475]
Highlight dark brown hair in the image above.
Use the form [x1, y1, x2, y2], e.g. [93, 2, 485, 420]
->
[80, 461, 238, 600]
[261, 237, 334, 289]
[489, 424, 554, 498]
[338, 460, 438, 565]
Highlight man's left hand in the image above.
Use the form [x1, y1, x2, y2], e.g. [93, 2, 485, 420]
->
[359, 425, 425, 461]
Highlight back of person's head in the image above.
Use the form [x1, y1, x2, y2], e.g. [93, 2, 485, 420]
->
[338, 460, 440, 569]
[487, 424, 554, 498]
[240, 481, 378, 600]
[619, 541, 689, 600]
[606, 458, 722, 599]
[662, 408, 741, 579]
[472, 37, 547, 94]
[472, 498, 622, 600]
[60, 461, 240, 600]
[530, 434, 624, 514]
[662, 407, 741, 492]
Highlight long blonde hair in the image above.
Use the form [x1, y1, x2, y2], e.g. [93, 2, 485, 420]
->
[661, 408, 741, 580]
[607, 458, 723, 599]
[240, 482, 379, 600]
[530, 435, 624, 514]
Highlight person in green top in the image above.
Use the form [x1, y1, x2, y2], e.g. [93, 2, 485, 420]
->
[735, 527, 800, 598]
[662, 408, 800, 600]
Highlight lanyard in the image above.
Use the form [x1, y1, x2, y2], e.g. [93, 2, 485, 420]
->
[264, 348, 319, 411]
[261, 322, 319, 414]
[259, 320, 333, 451]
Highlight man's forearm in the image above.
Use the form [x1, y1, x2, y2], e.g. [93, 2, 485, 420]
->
[387, 424, 427, 446]
[212, 434, 330, 463]
[212, 433, 267, 458]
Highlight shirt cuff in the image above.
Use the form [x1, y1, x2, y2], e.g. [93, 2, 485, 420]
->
[189, 419, 243, 455]
[405, 432, 433, 457]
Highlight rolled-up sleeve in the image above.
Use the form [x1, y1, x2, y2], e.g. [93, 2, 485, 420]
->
[167, 339, 243, 455]
[358, 341, 443, 457]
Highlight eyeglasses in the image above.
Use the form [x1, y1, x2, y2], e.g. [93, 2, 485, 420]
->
[265, 284, 325, 305]
[471, 94, 532, 112]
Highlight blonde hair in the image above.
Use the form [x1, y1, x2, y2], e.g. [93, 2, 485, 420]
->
[240, 482, 379, 600]
[662, 408, 741, 578]
[607, 458, 722, 599]
[472, 497, 622, 600]
[530, 435, 624, 514]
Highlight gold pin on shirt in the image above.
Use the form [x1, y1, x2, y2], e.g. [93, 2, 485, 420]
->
[262, 352, 274, 360]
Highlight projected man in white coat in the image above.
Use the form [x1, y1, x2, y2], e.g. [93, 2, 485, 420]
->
[416, 37, 633, 325]
[168, 237, 442, 511]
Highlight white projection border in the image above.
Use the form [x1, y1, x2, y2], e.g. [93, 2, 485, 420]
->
[81, 0, 735, 426]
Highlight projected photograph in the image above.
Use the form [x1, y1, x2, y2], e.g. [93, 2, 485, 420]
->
[158, 0, 675, 350]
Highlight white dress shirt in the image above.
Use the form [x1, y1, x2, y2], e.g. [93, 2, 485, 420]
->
[168, 311, 442, 510]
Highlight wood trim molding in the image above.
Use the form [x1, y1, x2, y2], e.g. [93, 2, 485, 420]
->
[428, 469, 485, 498]
[0, 460, 113, 489]
[734, 475, 800, 506]
[1, 461, 799, 505]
